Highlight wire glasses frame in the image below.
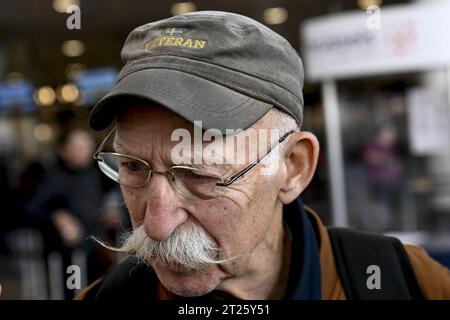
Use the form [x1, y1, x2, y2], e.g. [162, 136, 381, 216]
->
[93, 128, 295, 198]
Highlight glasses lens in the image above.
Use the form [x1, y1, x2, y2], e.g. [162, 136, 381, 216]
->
[171, 167, 223, 200]
[97, 153, 150, 187]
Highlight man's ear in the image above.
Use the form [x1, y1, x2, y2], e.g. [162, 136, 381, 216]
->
[278, 131, 320, 205]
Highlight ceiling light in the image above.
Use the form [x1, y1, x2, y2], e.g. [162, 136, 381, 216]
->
[263, 7, 288, 25]
[53, 0, 80, 13]
[171, 2, 197, 16]
[357, 0, 383, 10]
[57, 83, 79, 103]
[62, 40, 85, 57]
[33, 123, 54, 142]
[34, 86, 56, 106]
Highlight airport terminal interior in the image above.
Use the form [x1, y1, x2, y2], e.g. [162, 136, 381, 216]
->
[1, 0, 450, 299]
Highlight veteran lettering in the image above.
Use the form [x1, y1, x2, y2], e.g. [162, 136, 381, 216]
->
[145, 28, 206, 50]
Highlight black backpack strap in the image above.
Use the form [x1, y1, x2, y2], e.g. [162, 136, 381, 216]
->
[328, 227, 423, 300]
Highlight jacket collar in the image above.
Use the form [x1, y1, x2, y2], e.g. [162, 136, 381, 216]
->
[304, 205, 345, 300]
[283, 198, 321, 299]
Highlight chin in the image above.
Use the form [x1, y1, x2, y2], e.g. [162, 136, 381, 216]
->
[154, 263, 221, 297]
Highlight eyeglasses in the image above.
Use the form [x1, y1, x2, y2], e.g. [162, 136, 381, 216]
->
[93, 128, 294, 200]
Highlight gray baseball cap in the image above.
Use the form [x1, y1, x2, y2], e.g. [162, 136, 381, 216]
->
[89, 11, 304, 132]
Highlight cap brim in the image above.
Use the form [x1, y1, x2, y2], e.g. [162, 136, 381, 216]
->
[89, 69, 273, 132]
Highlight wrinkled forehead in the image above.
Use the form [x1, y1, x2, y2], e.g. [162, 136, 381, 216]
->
[113, 104, 281, 165]
[113, 105, 192, 158]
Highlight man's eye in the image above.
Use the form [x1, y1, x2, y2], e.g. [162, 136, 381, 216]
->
[121, 161, 145, 172]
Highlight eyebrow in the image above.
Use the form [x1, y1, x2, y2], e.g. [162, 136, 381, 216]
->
[112, 139, 233, 174]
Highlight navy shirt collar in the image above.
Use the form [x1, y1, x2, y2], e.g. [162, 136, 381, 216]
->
[283, 198, 322, 300]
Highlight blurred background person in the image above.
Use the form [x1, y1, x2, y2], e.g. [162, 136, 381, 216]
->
[24, 126, 124, 299]
[362, 124, 404, 231]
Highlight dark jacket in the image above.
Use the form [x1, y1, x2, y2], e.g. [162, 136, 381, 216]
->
[26, 158, 105, 237]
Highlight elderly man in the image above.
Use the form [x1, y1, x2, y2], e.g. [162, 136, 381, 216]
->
[77, 11, 450, 300]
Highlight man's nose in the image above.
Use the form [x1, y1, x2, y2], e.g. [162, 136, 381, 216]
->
[143, 172, 188, 241]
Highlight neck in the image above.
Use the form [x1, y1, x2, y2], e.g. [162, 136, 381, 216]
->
[262, 222, 292, 299]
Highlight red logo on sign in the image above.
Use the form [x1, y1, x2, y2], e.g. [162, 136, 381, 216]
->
[384, 20, 417, 56]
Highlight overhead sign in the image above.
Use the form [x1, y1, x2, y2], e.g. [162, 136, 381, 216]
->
[406, 87, 450, 155]
[301, 1, 450, 81]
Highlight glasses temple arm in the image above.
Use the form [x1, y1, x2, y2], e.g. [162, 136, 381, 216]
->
[217, 130, 295, 187]
[93, 127, 117, 159]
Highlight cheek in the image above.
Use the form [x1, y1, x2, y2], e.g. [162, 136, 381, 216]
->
[229, 184, 278, 252]
[194, 192, 270, 255]
[121, 187, 146, 226]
